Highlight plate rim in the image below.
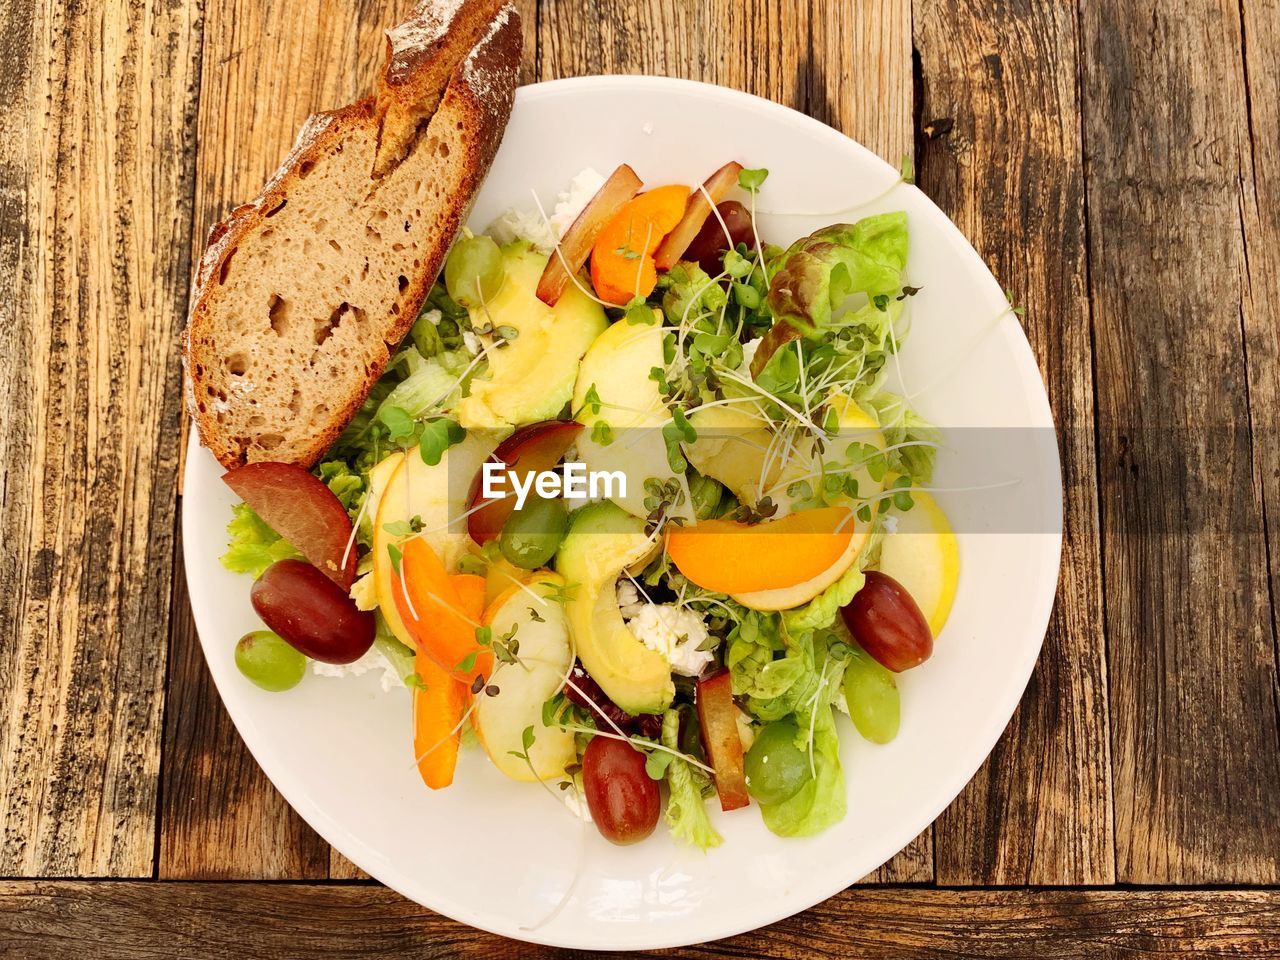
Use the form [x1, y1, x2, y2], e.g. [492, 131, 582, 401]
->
[182, 73, 1063, 949]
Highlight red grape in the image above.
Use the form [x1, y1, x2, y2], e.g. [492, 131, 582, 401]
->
[841, 571, 933, 672]
[223, 461, 356, 588]
[250, 559, 375, 664]
[582, 737, 660, 845]
[684, 201, 755, 275]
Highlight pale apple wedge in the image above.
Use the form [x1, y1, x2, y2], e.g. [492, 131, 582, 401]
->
[876, 491, 959, 637]
[373, 434, 496, 649]
[653, 161, 744, 271]
[536, 163, 643, 306]
[473, 574, 576, 782]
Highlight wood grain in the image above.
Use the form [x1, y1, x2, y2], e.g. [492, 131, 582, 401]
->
[161, 0, 416, 876]
[1079, 0, 1280, 882]
[1239, 0, 1280, 683]
[0, 0, 201, 875]
[3, 882, 1279, 959]
[159, 546, 330, 879]
[915, 0, 1114, 884]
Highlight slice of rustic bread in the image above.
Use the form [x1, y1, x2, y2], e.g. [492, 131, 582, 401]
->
[373, 0, 508, 179]
[184, 2, 520, 470]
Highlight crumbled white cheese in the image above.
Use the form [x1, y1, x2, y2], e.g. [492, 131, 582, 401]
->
[486, 207, 556, 252]
[311, 645, 401, 693]
[485, 167, 607, 253]
[740, 337, 763, 373]
[462, 329, 482, 356]
[881, 514, 899, 535]
[549, 167, 607, 238]
[349, 570, 378, 611]
[616, 580, 715, 677]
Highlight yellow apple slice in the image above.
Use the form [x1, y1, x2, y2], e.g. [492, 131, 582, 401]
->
[473, 575, 576, 781]
[876, 490, 959, 637]
[373, 434, 496, 649]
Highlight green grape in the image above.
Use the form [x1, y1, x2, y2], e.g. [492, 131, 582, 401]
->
[444, 235, 504, 308]
[843, 641, 900, 743]
[743, 720, 812, 806]
[499, 495, 568, 570]
[689, 473, 724, 520]
[235, 630, 308, 692]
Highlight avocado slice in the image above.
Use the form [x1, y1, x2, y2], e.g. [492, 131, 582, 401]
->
[571, 311, 693, 521]
[457, 242, 607, 430]
[555, 501, 674, 715]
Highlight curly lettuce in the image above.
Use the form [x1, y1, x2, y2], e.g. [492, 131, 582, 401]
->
[783, 563, 867, 634]
[766, 213, 909, 337]
[759, 693, 846, 837]
[661, 709, 722, 849]
[220, 504, 301, 578]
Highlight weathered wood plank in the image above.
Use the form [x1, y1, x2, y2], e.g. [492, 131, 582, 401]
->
[3, 882, 1280, 958]
[1079, 0, 1280, 882]
[1239, 0, 1280, 682]
[162, 0, 418, 877]
[0, 0, 201, 875]
[159, 548, 330, 879]
[915, 0, 1114, 884]
[539, 0, 928, 884]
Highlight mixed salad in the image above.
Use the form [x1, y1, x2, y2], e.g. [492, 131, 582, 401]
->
[220, 161, 959, 847]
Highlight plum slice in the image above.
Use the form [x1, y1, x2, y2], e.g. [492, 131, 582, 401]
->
[536, 163, 643, 306]
[465, 419, 582, 545]
[653, 161, 745, 271]
[222, 461, 357, 588]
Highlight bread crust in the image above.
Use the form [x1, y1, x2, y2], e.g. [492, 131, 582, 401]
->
[184, 4, 520, 470]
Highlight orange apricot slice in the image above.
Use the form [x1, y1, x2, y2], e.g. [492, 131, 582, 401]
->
[665, 506, 859, 594]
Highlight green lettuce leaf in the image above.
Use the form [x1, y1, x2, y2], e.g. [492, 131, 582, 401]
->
[315, 460, 365, 512]
[220, 503, 301, 578]
[661, 709, 722, 849]
[783, 563, 867, 634]
[759, 695, 846, 837]
[767, 212, 909, 336]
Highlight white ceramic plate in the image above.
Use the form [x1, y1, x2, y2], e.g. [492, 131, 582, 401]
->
[183, 76, 1062, 950]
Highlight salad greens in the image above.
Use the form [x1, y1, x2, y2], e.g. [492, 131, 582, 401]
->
[220, 161, 949, 852]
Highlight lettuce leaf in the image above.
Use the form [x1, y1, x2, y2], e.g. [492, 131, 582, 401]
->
[661, 709, 722, 849]
[759, 695, 846, 837]
[783, 563, 867, 635]
[766, 213, 909, 336]
[220, 503, 301, 578]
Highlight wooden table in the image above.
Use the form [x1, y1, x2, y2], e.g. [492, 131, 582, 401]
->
[3, 0, 1279, 955]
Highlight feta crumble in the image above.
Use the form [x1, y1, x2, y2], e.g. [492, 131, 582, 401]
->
[311, 644, 402, 693]
[485, 167, 608, 254]
[616, 580, 715, 677]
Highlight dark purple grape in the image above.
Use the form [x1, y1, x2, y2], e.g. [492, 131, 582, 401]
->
[841, 570, 933, 672]
[685, 201, 755, 275]
[250, 559, 375, 664]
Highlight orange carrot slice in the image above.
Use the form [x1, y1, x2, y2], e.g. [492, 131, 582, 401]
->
[391, 538, 492, 682]
[412, 652, 470, 790]
[590, 185, 690, 305]
[665, 507, 858, 594]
